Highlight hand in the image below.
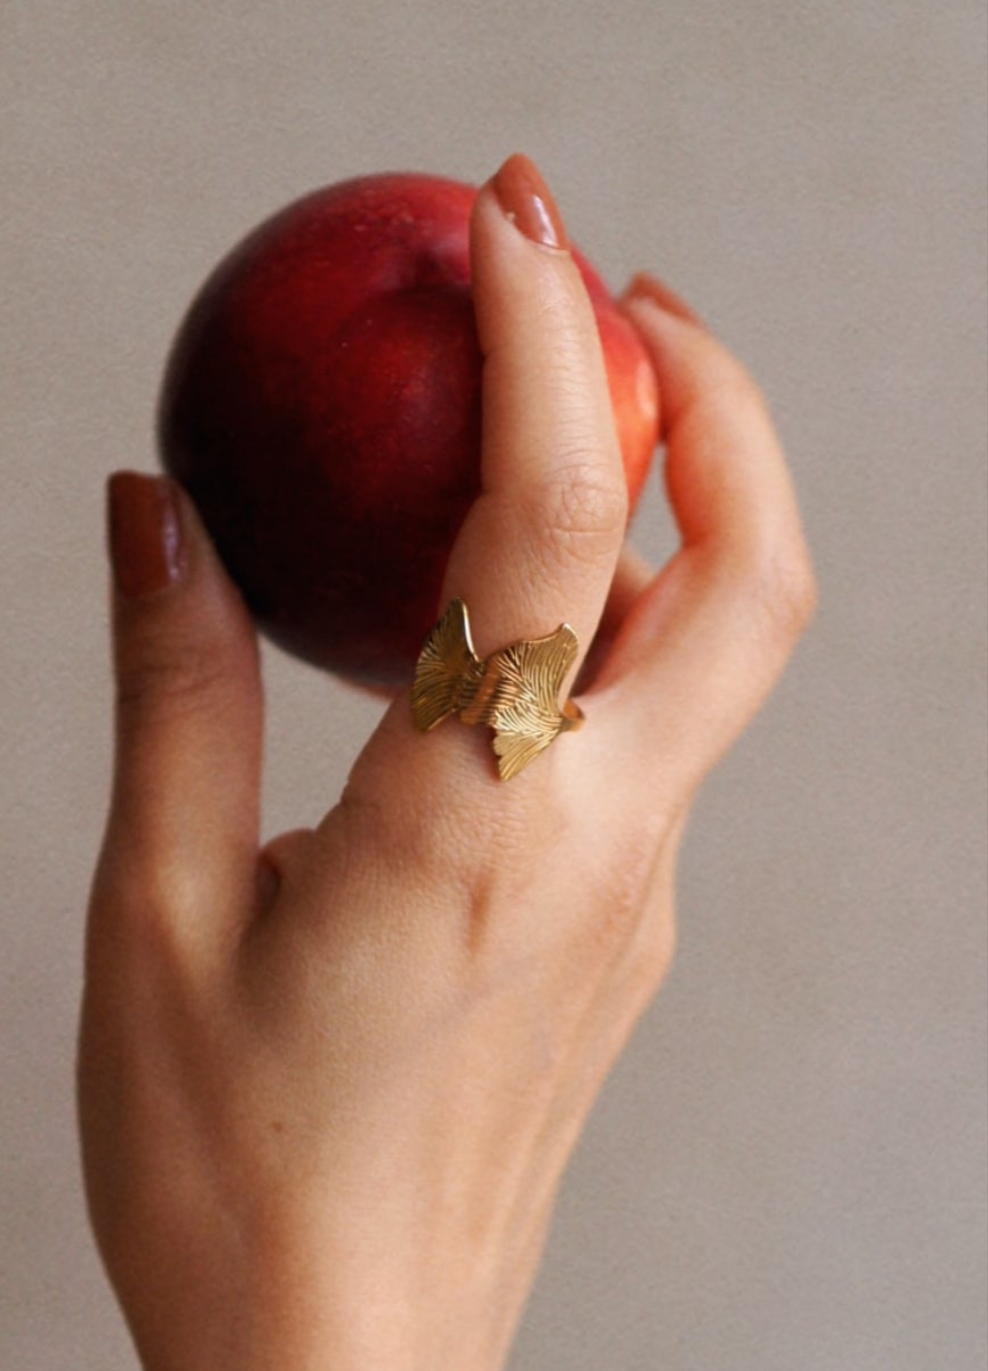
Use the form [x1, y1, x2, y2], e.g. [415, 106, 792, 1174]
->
[79, 155, 815, 1371]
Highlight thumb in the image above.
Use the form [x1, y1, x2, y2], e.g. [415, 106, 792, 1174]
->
[98, 472, 263, 938]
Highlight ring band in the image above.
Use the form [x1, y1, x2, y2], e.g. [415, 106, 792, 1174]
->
[412, 599, 584, 782]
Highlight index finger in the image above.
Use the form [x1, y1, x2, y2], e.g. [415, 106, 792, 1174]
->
[342, 156, 635, 805]
[439, 154, 630, 670]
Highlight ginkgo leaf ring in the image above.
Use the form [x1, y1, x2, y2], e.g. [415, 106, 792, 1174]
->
[411, 599, 584, 781]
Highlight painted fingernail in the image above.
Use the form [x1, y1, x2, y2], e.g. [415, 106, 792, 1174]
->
[623, 272, 704, 327]
[493, 153, 568, 250]
[107, 471, 186, 598]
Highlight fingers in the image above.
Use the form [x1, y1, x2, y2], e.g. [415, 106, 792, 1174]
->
[623, 271, 704, 328]
[575, 544, 654, 691]
[438, 154, 627, 670]
[345, 155, 631, 804]
[93, 472, 263, 947]
[596, 278, 816, 793]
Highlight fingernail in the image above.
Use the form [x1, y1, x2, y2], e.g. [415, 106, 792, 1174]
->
[623, 272, 704, 327]
[107, 471, 186, 597]
[493, 153, 567, 250]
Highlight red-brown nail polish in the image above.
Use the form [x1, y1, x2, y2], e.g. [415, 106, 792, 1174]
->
[623, 272, 705, 328]
[493, 153, 568, 250]
[107, 471, 186, 597]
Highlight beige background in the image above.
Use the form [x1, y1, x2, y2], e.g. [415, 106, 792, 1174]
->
[2, 1, 986, 1367]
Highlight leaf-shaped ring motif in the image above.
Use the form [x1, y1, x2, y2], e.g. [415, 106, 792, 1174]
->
[411, 599, 584, 781]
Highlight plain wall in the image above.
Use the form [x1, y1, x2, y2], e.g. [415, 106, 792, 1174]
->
[2, 2, 985, 1367]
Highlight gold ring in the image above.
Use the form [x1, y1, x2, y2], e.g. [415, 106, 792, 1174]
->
[412, 599, 584, 782]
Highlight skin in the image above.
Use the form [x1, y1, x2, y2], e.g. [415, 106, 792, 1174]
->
[79, 160, 816, 1371]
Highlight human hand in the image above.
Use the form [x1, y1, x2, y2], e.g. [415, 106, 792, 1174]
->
[79, 154, 815, 1371]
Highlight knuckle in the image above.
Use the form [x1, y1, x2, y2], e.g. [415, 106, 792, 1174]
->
[563, 830, 659, 964]
[89, 859, 202, 988]
[528, 459, 628, 562]
[116, 637, 231, 718]
[618, 905, 678, 1015]
[744, 547, 819, 644]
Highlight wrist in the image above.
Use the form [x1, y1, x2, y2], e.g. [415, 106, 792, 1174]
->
[134, 1269, 517, 1371]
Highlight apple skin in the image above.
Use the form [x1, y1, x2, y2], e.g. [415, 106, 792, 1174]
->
[159, 173, 658, 688]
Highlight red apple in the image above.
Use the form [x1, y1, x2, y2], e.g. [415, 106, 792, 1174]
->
[158, 173, 658, 688]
